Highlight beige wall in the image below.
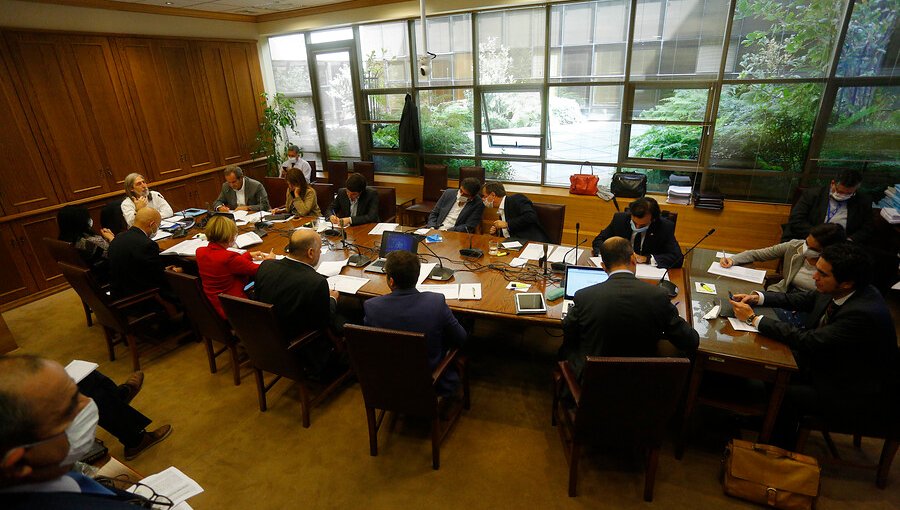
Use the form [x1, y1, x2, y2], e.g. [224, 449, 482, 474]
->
[0, 0, 258, 39]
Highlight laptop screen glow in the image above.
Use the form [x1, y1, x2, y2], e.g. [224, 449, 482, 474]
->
[564, 266, 609, 299]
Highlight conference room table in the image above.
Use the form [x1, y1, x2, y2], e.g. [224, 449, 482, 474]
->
[157, 216, 691, 328]
[677, 248, 798, 455]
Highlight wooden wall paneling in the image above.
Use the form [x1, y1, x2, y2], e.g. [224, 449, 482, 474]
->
[0, 41, 60, 214]
[196, 42, 244, 165]
[65, 35, 145, 187]
[114, 38, 185, 179]
[193, 173, 223, 208]
[226, 42, 264, 160]
[0, 224, 39, 305]
[16, 213, 67, 289]
[156, 180, 193, 213]
[5, 32, 109, 201]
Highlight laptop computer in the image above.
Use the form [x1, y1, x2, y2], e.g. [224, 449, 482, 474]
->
[363, 231, 419, 273]
[561, 265, 609, 318]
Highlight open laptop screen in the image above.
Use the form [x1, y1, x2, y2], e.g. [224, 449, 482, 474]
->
[378, 231, 418, 257]
[564, 265, 609, 299]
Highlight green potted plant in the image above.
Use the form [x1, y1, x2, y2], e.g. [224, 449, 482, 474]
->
[254, 92, 300, 176]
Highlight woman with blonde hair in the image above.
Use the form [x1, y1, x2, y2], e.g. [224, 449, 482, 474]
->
[195, 215, 275, 318]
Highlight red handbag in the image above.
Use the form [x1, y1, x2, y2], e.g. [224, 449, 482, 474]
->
[569, 162, 599, 196]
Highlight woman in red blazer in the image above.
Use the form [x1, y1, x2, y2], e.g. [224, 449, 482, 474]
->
[196, 215, 275, 318]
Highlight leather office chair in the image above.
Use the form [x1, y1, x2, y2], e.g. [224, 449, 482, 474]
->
[327, 160, 349, 188]
[532, 202, 566, 245]
[660, 210, 678, 227]
[552, 357, 691, 499]
[344, 324, 470, 469]
[263, 177, 288, 208]
[219, 294, 351, 428]
[311, 182, 335, 216]
[405, 164, 449, 223]
[164, 271, 243, 386]
[458, 165, 485, 184]
[58, 262, 194, 371]
[307, 160, 317, 183]
[371, 186, 397, 223]
[353, 161, 376, 185]
[43, 237, 95, 327]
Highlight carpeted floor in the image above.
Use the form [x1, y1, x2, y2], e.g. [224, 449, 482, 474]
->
[3, 288, 898, 509]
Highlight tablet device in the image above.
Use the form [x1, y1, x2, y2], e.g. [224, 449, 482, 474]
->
[515, 293, 547, 315]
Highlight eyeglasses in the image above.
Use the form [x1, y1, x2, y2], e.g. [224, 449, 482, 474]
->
[96, 476, 174, 508]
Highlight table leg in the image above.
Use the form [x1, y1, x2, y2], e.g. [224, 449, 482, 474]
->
[676, 357, 706, 459]
[759, 369, 790, 444]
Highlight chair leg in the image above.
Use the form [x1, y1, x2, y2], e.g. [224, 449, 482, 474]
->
[795, 426, 811, 452]
[460, 360, 471, 410]
[366, 407, 378, 456]
[82, 300, 93, 327]
[126, 333, 141, 371]
[822, 430, 841, 460]
[431, 417, 441, 470]
[551, 369, 562, 427]
[853, 433, 862, 448]
[254, 368, 267, 412]
[568, 443, 581, 497]
[644, 447, 660, 502]
[204, 338, 217, 374]
[877, 438, 898, 489]
[103, 327, 116, 361]
[298, 382, 311, 428]
[229, 345, 241, 386]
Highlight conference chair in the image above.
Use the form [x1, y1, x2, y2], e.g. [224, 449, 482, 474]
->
[353, 161, 376, 184]
[344, 324, 470, 470]
[58, 262, 194, 371]
[660, 210, 678, 227]
[552, 357, 691, 500]
[311, 182, 335, 216]
[327, 160, 349, 188]
[532, 202, 566, 245]
[164, 271, 243, 386]
[405, 164, 448, 223]
[458, 165, 485, 184]
[307, 160, 317, 182]
[371, 186, 397, 223]
[263, 177, 288, 207]
[43, 237, 96, 327]
[219, 294, 352, 428]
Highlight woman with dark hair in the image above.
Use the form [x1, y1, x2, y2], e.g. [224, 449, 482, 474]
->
[278, 167, 321, 216]
[101, 198, 128, 235]
[57, 205, 115, 275]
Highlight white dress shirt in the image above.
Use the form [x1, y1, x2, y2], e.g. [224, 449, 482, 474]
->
[121, 190, 174, 227]
[497, 196, 508, 237]
[440, 191, 467, 230]
[234, 182, 246, 206]
[825, 197, 849, 228]
[281, 158, 313, 183]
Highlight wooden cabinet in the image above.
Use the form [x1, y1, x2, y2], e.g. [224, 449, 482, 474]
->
[0, 224, 39, 304]
[18, 213, 68, 289]
[158, 173, 222, 212]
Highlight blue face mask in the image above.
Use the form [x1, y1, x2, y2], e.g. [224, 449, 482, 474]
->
[630, 219, 649, 233]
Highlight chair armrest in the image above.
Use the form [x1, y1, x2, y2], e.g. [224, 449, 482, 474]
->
[287, 330, 323, 352]
[109, 288, 161, 310]
[557, 361, 582, 407]
[432, 348, 460, 385]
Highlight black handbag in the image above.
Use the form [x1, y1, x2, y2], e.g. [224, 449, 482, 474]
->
[610, 171, 647, 211]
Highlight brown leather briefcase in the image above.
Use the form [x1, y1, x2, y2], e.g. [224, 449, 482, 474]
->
[722, 439, 820, 510]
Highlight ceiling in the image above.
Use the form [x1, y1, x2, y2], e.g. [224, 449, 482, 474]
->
[111, 0, 346, 15]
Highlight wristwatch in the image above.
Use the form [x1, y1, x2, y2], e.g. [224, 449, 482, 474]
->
[745, 313, 757, 326]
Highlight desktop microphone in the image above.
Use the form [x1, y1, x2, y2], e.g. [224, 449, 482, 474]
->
[459, 225, 484, 258]
[551, 222, 583, 272]
[421, 239, 455, 280]
[321, 218, 341, 237]
[347, 243, 372, 267]
[658, 228, 716, 298]
[199, 202, 212, 228]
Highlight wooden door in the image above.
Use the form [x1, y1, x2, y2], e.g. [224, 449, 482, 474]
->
[64, 35, 145, 187]
[227, 42, 265, 159]
[0, 224, 39, 305]
[0, 44, 59, 213]
[4, 32, 109, 200]
[193, 173, 223, 208]
[16, 214, 66, 289]
[156, 181, 193, 213]
[196, 42, 244, 165]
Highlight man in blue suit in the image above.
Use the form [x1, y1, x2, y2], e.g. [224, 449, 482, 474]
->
[363, 251, 467, 397]
[425, 177, 485, 233]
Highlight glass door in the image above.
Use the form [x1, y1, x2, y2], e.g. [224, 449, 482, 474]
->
[309, 44, 363, 162]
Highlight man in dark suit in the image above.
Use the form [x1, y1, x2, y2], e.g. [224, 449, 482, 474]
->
[255, 228, 344, 378]
[781, 169, 873, 243]
[481, 181, 550, 243]
[107, 208, 181, 307]
[363, 250, 467, 396]
[591, 197, 683, 268]
[213, 165, 270, 212]
[731, 243, 898, 445]
[560, 237, 698, 380]
[328, 173, 379, 227]
[0, 355, 162, 509]
[426, 177, 485, 233]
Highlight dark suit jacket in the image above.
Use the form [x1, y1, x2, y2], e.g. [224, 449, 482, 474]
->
[426, 189, 485, 232]
[502, 193, 549, 243]
[591, 212, 683, 268]
[254, 258, 336, 338]
[364, 288, 467, 395]
[107, 227, 169, 299]
[782, 186, 874, 243]
[6, 490, 152, 509]
[758, 285, 898, 417]
[329, 187, 380, 226]
[212, 177, 270, 211]
[560, 272, 698, 380]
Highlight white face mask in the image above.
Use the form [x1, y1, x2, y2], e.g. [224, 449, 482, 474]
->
[830, 185, 854, 202]
[801, 242, 821, 260]
[288, 157, 298, 164]
[60, 399, 99, 466]
[482, 197, 492, 208]
[630, 219, 650, 233]
[88, 218, 93, 229]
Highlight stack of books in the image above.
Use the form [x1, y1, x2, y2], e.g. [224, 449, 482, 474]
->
[880, 207, 900, 225]
[875, 184, 899, 210]
[666, 175, 693, 205]
[694, 189, 725, 211]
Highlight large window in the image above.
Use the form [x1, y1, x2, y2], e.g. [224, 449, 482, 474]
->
[477, 7, 546, 84]
[415, 14, 474, 86]
[268, 34, 321, 167]
[549, 1, 630, 81]
[359, 22, 411, 89]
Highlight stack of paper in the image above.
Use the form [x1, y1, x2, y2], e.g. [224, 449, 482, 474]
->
[316, 258, 349, 277]
[520, 243, 586, 264]
[151, 230, 173, 241]
[130, 467, 203, 508]
[635, 264, 669, 280]
[667, 185, 693, 205]
[707, 261, 766, 284]
[252, 255, 284, 265]
[417, 263, 437, 285]
[368, 223, 399, 235]
[161, 239, 208, 256]
[326, 275, 369, 294]
[416, 283, 482, 300]
[880, 207, 900, 225]
[64, 360, 98, 383]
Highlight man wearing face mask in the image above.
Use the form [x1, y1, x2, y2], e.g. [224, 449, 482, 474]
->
[782, 169, 874, 244]
[591, 197, 682, 268]
[280, 145, 313, 183]
[0, 355, 171, 508]
[426, 177, 485, 232]
[480, 181, 550, 243]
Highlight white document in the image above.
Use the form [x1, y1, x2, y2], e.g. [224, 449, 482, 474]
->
[707, 261, 766, 284]
[131, 466, 203, 506]
[234, 232, 263, 249]
[326, 275, 369, 294]
[316, 222, 344, 233]
[589, 256, 603, 268]
[715, 251, 729, 259]
[501, 240, 523, 249]
[316, 258, 349, 277]
[893, 280, 900, 290]
[231, 210, 250, 221]
[459, 283, 482, 300]
[414, 228, 431, 235]
[695, 281, 717, 294]
[703, 305, 721, 320]
[151, 230, 173, 241]
[520, 243, 548, 260]
[244, 211, 265, 223]
[417, 263, 437, 286]
[253, 255, 284, 265]
[161, 239, 208, 256]
[172, 503, 194, 510]
[510, 257, 528, 268]
[635, 264, 669, 280]
[368, 223, 399, 236]
[668, 185, 693, 196]
[64, 360, 98, 383]
[728, 317, 759, 333]
[417, 284, 459, 300]
[548, 246, 585, 265]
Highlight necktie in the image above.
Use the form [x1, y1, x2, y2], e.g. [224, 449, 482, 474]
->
[633, 232, 644, 252]
[818, 301, 838, 328]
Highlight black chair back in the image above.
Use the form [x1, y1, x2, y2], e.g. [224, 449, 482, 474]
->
[532, 202, 566, 245]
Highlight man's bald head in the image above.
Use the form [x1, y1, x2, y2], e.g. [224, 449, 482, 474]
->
[600, 236, 636, 273]
[287, 228, 322, 265]
[133, 207, 161, 235]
